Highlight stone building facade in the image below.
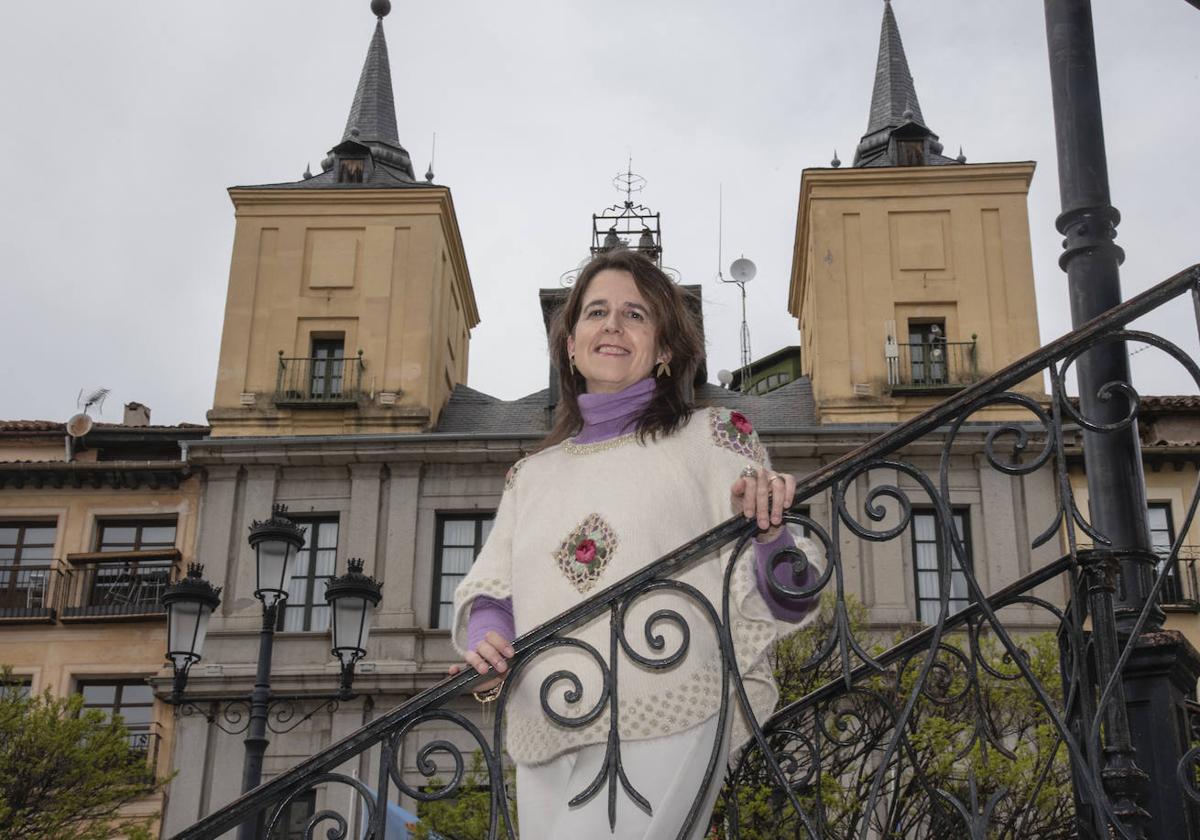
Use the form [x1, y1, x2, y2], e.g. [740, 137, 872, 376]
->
[157, 5, 1078, 836]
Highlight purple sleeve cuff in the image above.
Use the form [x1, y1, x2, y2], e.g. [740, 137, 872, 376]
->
[754, 529, 818, 622]
[466, 595, 515, 651]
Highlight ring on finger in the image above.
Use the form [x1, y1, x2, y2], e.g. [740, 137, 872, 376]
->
[768, 474, 785, 484]
[740, 465, 758, 479]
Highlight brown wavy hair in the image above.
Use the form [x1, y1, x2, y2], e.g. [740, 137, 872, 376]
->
[543, 249, 704, 448]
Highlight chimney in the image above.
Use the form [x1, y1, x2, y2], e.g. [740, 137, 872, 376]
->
[123, 402, 151, 427]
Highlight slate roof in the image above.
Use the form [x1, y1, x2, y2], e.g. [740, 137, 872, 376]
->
[864, 0, 924, 140]
[345, 20, 400, 148]
[0, 420, 207, 433]
[852, 0, 957, 168]
[434, 377, 818, 437]
[435, 385, 552, 436]
[234, 11, 418, 190]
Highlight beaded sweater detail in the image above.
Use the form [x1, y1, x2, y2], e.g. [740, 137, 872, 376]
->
[451, 407, 821, 765]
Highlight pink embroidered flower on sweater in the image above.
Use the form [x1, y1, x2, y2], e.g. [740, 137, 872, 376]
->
[730, 411, 753, 435]
[575, 539, 597, 564]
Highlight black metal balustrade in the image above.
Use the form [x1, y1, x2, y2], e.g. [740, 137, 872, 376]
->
[1080, 545, 1200, 609]
[128, 721, 163, 771]
[170, 263, 1200, 840]
[61, 551, 176, 619]
[274, 351, 365, 406]
[887, 339, 979, 392]
[0, 564, 59, 621]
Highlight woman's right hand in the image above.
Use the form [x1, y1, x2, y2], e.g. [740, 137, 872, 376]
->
[448, 630, 516, 692]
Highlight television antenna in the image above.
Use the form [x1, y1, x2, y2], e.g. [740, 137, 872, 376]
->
[720, 257, 756, 392]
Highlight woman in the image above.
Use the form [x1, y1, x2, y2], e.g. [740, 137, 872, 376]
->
[449, 249, 820, 839]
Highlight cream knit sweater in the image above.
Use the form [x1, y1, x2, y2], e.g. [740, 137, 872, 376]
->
[451, 406, 821, 765]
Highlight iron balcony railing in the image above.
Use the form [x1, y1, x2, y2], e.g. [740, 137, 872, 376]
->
[887, 338, 978, 392]
[127, 721, 163, 773]
[61, 550, 178, 619]
[172, 264, 1200, 840]
[1162, 549, 1200, 606]
[274, 350, 365, 406]
[1078, 544, 1200, 608]
[0, 564, 60, 621]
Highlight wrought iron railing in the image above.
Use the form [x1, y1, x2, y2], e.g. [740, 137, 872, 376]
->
[274, 350, 365, 405]
[170, 264, 1200, 840]
[0, 564, 59, 621]
[1078, 545, 1200, 608]
[887, 339, 978, 392]
[61, 550, 177, 619]
[128, 721, 163, 771]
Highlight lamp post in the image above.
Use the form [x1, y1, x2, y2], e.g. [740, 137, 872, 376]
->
[325, 558, 383, 699]
[239, 504, 306, 834]
[162, 563, 222, 704]
[161, 504, 384, 838]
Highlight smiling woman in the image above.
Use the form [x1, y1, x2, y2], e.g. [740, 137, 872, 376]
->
[446, 248, 823, 840]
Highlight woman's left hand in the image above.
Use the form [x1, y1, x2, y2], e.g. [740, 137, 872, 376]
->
[731, 467, 797, 541]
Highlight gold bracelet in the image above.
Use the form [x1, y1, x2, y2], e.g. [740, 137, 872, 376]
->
[473, 685, 502, 703]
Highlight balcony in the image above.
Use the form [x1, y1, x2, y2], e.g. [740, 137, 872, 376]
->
[1077, 544, 1200, 609]
[274, 351, 365, 407]
[0, 564, 60, 622]
[886, 338, 978, 393]
[1156, 546, 1200, 609]
[127, 721, 163, 773]
[61, 550, 178, 620]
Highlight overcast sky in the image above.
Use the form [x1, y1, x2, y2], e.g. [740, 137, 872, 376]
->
[1, 1, 1197, 425]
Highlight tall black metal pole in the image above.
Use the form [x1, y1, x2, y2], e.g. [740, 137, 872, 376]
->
[237, 602, 278, 840]
[1045, 2, 1200, 837]
[1044, 0, 1156, 630]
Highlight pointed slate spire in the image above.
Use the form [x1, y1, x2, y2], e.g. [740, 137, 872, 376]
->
[852, 1, 945, 167]
[318, 1, 415, 183]
[865, 0, 925, 136]
[343, 17, 400, 147]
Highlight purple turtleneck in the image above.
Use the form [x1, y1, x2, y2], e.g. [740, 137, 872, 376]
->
[466, 379, 815, 651]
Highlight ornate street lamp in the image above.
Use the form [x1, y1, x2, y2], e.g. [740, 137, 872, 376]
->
[162, 563, 222, 704]
[324, 558, 382, 698]
[248, 503, 306, 607]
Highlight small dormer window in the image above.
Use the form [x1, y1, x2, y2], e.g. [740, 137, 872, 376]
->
[338, 158, 365, 183]
[897, 138, 925, 166]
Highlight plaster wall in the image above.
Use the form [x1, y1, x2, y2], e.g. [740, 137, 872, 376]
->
[789, 163, 1045, 423]
[209, 189, 477, 437]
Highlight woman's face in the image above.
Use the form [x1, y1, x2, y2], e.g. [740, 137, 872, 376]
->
[567, 269, 666, 394]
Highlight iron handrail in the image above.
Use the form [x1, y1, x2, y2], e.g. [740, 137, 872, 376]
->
[171, 265, 1200, 839]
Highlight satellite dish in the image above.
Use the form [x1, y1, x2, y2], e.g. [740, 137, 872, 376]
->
[717, 369, 734, 386]
[66, 413, 94, 438]
[730, 257, 757, 284]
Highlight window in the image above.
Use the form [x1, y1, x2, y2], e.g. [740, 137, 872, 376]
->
[432, 515, 495, 629]
[908, 320, 947, 386]
[270, 791, 316, 840]
[79, 680, 154, 751]
[310, 338, 345, 399]
[913, 509, 971, 624]
[90, 519, 177, 612]
[1, 675, 32, 700]
[279, 519, 338, 633]
[0, 522, 56, 611]
[1148, 503, 1181, 604]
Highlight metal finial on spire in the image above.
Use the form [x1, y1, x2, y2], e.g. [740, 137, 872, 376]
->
[303, 162, 312, 179]
[371, 0, 391, 18]
[831, 150, 842, 168]
[956, 146, 966, 163]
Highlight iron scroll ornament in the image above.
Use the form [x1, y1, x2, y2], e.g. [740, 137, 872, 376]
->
[168, 265, 1200, 840]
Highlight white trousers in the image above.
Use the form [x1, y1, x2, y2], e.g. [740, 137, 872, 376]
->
[515, 715, 729, 840]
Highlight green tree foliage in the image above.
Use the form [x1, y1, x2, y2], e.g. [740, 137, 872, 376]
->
[710, 595, 1078, 839]
[412, 750, 516, 840]
[0, 669, 165, 840]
